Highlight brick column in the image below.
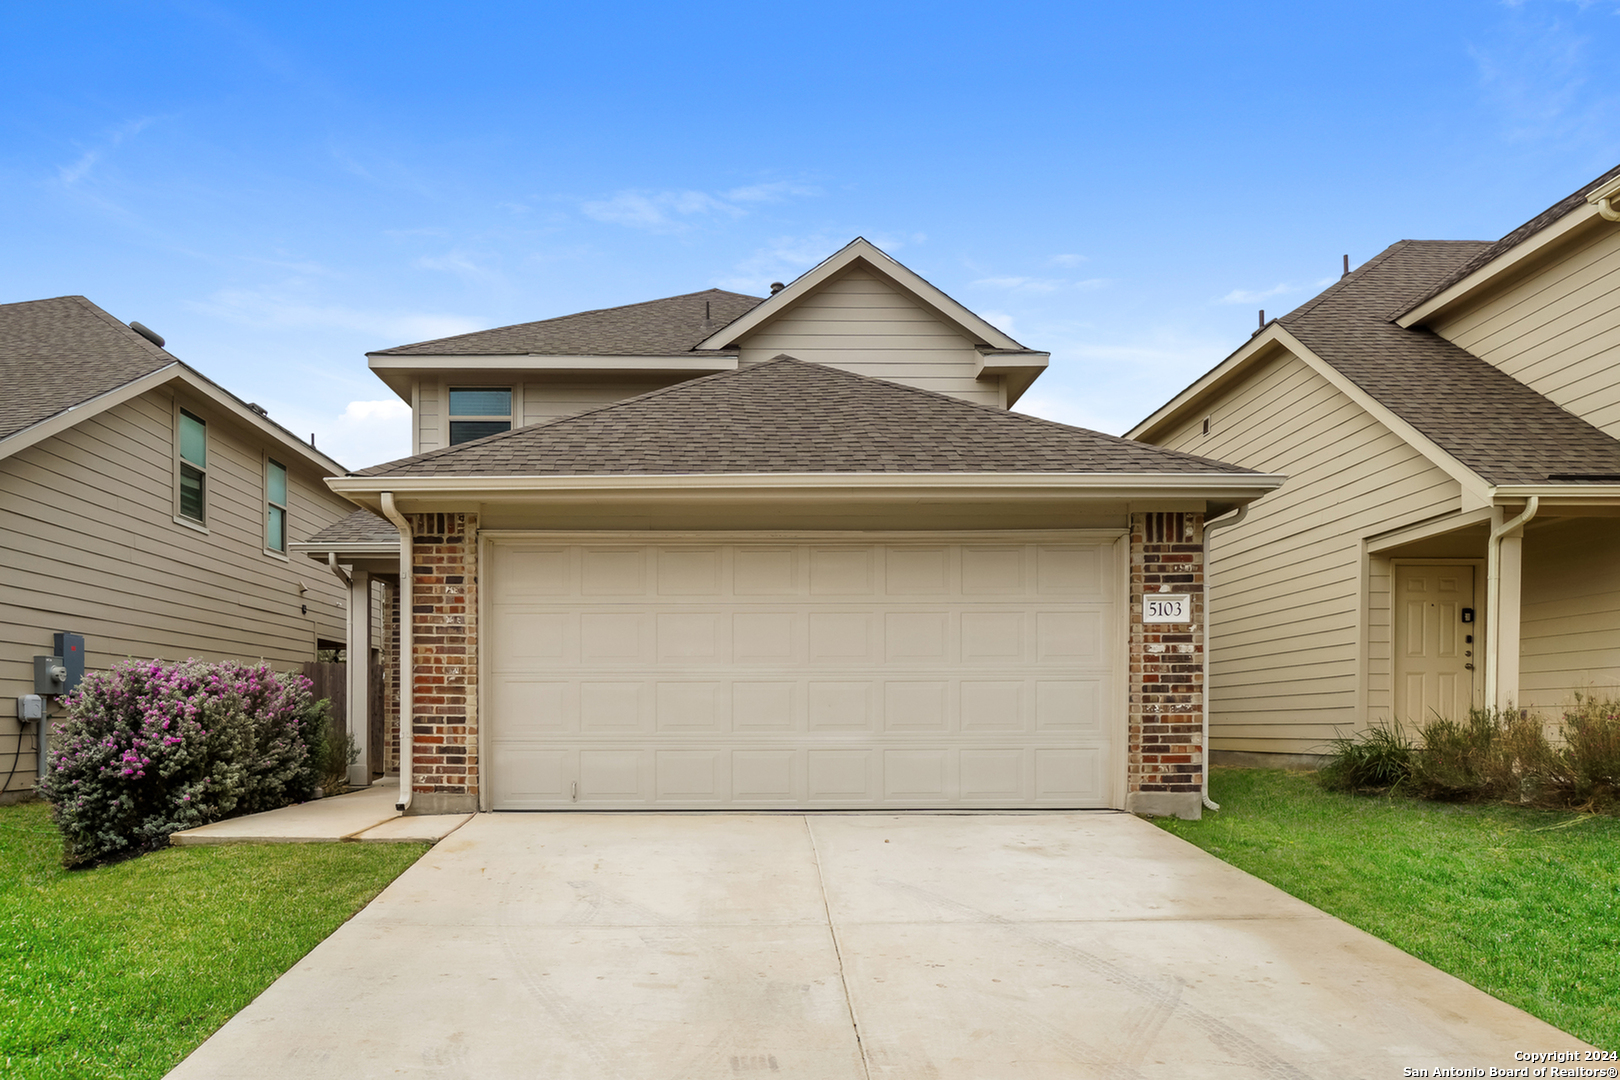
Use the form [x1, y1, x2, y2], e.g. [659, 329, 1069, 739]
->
[1126, 511, 1206, 820]
[407, 512, 479, 814]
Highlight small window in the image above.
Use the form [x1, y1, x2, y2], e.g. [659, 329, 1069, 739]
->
[448, 387, 512, 446]
[178, 409, 207, 522]
[266, 458, 288, 553]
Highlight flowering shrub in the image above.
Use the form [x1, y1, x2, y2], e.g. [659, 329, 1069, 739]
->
[37, 658, 332, 867]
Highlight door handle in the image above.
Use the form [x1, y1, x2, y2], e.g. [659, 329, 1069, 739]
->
[1464, 663, 1475, 671]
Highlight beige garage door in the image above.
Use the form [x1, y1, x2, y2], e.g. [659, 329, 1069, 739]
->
[486, 535, 1121, 810]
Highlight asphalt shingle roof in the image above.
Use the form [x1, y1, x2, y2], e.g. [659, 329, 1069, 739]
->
[357, 357, 1258, 478]
[0, 296, 178, 442]
[303, 508, 398, 545]
[368, 289, 764, 357]
[1278, 240, 1620, 484]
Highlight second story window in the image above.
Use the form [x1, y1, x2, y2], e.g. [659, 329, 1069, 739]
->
[266, 458, 288, 553]
[448, 387, 512, 445]
[178, 408, 207, 523]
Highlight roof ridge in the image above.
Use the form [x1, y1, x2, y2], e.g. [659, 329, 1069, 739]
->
[1278, 241, 1413, 326]
[370, 287, 765, 356]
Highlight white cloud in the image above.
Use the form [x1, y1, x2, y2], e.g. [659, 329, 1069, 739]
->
[972, 276, 1110, 294]
[260, 398, 412, 472]
[412, 250, 498, 281]
[1216, 282, 1298, 304]
[192, 288, 485, 343]
[581, 181, 820, 232]
[56, 117, 156, 185]
[1048, 253, 1088, 268]
[979, 309, 1017, 335]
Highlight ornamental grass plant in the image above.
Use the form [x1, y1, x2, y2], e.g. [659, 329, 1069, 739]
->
[37, 659, 333, 867]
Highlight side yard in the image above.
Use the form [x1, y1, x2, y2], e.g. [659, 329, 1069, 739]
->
[0, 801, 426, 1080]
[1157, 767, 1620, 1050]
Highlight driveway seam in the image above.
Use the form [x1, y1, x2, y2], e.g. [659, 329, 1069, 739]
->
[803, 814, 874, 1080]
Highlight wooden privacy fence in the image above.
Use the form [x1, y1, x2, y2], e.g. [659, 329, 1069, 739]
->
[300, 660, 386, 779]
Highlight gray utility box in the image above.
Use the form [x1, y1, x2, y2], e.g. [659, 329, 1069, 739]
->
[16, 695, 44, 722]
[54, 632, 85, 694]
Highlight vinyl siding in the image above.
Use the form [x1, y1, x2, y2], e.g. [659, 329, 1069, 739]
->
[0, 385, 353, 794]
[415, 379, 442, 454]
[1519, 518, 1620, 709]
[1431, 224, 1620, 436]
[736, 268, 999, 406]
[1151, 349, 1462, 755]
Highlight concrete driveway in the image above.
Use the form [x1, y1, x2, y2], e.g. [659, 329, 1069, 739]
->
[167, 812, 1590, 1079]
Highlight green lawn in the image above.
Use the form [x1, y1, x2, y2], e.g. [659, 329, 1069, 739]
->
[0, 801, 427, 1079]
[1156, 767, 1620, 1050]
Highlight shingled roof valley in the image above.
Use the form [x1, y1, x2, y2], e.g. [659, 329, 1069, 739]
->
[0, 295, 178, 442]
[1276, 240, 1620, 485]
[356, 357, 1257, 479]
[369, 289, 764, 357]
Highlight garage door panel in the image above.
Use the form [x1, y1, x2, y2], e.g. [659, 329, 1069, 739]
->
[884, 547, 949, 594]
[810, 547, 874, 595]
[489, 537, 1119, 810]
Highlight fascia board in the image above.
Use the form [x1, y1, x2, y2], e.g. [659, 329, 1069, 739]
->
[694, 238, 1024, 352]
[1126, 328, 1283, 442]
[0, 363, 180, 463]
[168, 367, 349, 475]
[1396, 203, 1603, 328]
[1491, 483, 1620, 505]
[974, 350, 1049, 407]
[289, 540, 401, 557]
[367, 353, 738, 373]
[328, 471, 1287, 511]
[1264, 325, 1494, 506]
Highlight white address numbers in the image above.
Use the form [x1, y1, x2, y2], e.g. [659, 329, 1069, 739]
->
[1143, 595, 1191, 624]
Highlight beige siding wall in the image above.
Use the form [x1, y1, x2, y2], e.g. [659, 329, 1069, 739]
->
[735, 267, 999, 406]
[1151, 350, 1462, 754]
[414, 379, 442, 454]
[0, 385, 353, 795]
[521, 377, 690, 427]
[1432, 225, 1620, 436]
[1519, 518, 1620, 710]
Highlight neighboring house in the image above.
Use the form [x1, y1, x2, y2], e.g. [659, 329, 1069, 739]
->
[0, 295, 360, 800]
[1129, 164, 1620, 764]
[298, 239, 1283, 819]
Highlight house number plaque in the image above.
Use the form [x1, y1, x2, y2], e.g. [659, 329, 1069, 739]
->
[1143, 595, 1191, 623]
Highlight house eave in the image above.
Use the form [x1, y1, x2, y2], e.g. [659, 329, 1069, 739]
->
[327, 470, 1285, 515]
[365, 353, 741, 401]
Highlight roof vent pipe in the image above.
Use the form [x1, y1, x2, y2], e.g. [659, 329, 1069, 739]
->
[770, 282, 786, 295]
[129, 321, 165, 348]
[1342, 254, 1350, 278]
[379, 492, 414, 813]
[1258, 309, 1265, 328]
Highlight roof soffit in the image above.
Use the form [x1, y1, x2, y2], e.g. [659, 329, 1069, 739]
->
[694, 238, 1025, 352]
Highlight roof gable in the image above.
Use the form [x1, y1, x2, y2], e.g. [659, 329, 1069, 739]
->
[368, 288, 764, 358]
[695, 239, 1025, 353]
[0, 295, 178, 442]
[357, 357, 1256, 479]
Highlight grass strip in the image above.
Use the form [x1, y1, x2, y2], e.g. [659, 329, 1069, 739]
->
[1155, 767, 1620, 1050]
[0, 800, 428, 1079]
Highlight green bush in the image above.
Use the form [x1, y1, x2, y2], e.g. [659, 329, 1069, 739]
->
[1317, 721, 1413, 792]
[1323, 696, 1620, 813]
[38, 658, 330, 867]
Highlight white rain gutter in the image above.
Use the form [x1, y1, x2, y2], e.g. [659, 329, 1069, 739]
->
[1200, 505, 1250, 811]
[379, 492, 414, 812]
[1484, 496, 1539, 712]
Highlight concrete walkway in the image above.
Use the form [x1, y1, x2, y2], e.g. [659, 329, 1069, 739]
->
[166, 812, 1593, 1079]
[170, 782, 470, 845]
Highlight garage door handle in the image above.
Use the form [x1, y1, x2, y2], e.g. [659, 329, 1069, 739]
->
[571, 781, 578, 802]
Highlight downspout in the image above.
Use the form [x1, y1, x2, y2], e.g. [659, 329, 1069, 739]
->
[379, 492, 414, 812]
[1597, 196, 1620, 223]
[1484, 496, 1539, 713]
[325, 551, 351, 587]
[1200, 504, 1250, 812]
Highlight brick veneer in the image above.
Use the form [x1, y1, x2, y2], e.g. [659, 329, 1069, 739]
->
[406, 512, 479, 814]
[1127, 511, 1206, 820]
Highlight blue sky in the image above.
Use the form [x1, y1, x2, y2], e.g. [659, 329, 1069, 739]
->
[5, 1, 1620, 468]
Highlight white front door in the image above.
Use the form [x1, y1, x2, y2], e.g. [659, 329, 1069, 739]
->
[486, 534, 1122, 810]
[1393, 563, 1477, 723]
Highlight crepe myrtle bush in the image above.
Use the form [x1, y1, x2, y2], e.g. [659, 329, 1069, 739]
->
[37, 658, 333, 867]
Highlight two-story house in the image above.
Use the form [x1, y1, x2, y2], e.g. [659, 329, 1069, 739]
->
[1129, 164, 1620, 764]
[1, 295, 362, 799]
[299, 239, 1284, 818]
